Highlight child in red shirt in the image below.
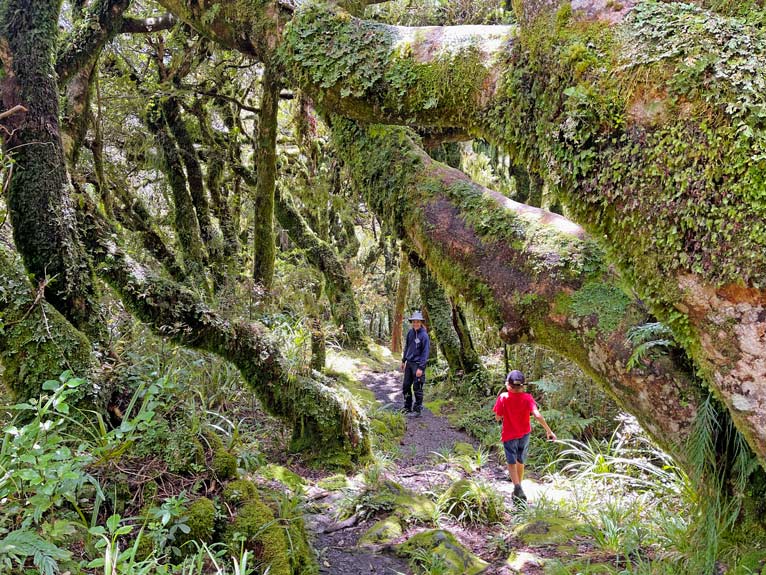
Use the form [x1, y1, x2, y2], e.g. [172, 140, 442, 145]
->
[493, 370, 556, 502]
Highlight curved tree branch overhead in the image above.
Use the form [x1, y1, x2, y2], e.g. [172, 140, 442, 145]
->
[153, 0, 766, 465]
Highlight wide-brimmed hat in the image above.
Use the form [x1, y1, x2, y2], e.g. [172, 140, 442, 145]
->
[505, 370, 525, 385]
[408, 310, 425, 321]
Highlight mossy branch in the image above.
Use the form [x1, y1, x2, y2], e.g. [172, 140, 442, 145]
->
[77, 200, 370, 464]
[332, 117, 706, 462]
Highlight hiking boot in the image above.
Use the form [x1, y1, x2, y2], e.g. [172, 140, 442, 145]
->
[512, 484, 527, 504]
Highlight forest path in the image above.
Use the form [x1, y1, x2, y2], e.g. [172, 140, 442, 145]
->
[306, 365, 571, 575]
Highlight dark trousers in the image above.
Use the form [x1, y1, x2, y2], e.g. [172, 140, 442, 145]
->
[402, 362, 424, 412]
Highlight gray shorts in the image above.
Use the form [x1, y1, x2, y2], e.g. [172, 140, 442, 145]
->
[503, 433, 530, 464]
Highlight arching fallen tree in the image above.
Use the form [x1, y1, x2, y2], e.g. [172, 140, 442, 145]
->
[155, 0, 766, 473]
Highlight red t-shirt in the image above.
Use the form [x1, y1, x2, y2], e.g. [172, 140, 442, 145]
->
[493, 391, 537, 442]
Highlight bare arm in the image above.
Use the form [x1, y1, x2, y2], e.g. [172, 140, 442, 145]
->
[532, 408, 556, 441]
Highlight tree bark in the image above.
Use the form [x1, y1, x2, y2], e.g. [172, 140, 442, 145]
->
[145, 97, 207, 278]
[414, 254, 466, 374]
[390, 249, 409, 354]
[252, 64, 279, 290]
[161, 96, 217, 251]
[451, 302, 482, 374]
[332, 118, 705, 462]
[0, 244, 96, 404]
[55, 0, 133, 84]
[0, 0, 98, 333]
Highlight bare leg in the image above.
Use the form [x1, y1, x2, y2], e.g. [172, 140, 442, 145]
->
[508, 463, 521, 485]
[518, 462, 525, 484]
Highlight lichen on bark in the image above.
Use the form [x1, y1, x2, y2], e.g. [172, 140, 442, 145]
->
[0, 0, 99, 333]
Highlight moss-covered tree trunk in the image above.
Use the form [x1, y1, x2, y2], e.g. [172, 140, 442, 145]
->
[0, 245, 96, 403]
[145, 97, 207, 278]
[78, 200, 370, 464]
[252, 64, 279, 290]
[161, 96, 218, 253]
[390, 248, 409, 354]
[333, 118, 706, 460]
[451, 302, 482, 374]
[274, 187, 366, 347]
[0, 0, 98, 332]
[310, 316, 326, 371]
[415, 255, 466, 374]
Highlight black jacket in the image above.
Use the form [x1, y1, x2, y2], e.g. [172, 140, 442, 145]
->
[402, 326, 430, 370]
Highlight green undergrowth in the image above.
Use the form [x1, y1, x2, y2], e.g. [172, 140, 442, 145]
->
[0, 333, 320, 574]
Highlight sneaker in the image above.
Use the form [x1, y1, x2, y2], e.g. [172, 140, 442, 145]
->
[400, 407, 412, 413]
[414, 410, 422, 418]
[512, 485, 527, 503]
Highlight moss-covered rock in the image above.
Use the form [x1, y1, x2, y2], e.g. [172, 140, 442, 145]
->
[176, 497, 216, 554]
[212, 449, 239, 480]
[397, 529, 489, 575]
[317, 473, 351, 491]
[225, 499, 290, 575]
[261, 464, 305, 492]
[513, 516, 584, 547]
[381, 480, 436, 524]
[358, 515, 403, 546]
[223, 479, 259, 507]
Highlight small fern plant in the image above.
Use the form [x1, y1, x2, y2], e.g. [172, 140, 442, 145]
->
[626, 322, 676, 370]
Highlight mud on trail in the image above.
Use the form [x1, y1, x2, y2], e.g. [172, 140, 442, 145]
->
[304, 366, 576, 575]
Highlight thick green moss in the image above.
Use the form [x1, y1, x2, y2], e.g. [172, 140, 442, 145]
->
[359, 515, 403, 545]
[568, 282, 631, 335]
[316, 474, 351, 491]
[225, 499, 290, 575]
[380, 480, 436, 524]
[212, 449, 239, 480]
[0, 246, 94, 403]
[223, 479, 259, 506]
[261, 464, 305, 492]
[281, 3, 488, 121]
[396, 529, 489, 575]
[176, 497, 216, 554]
[513, 516, 586, 547]
[486, 1, 766, 332]
[129, 421, 204, 474]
